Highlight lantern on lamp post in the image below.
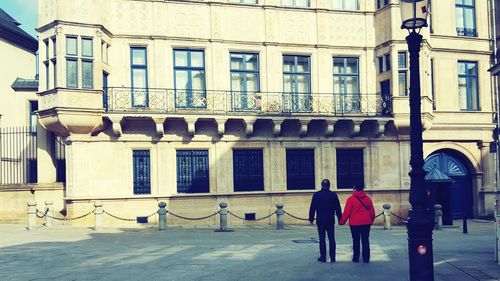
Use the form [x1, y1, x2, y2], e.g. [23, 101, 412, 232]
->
[400, 1, 434, 281]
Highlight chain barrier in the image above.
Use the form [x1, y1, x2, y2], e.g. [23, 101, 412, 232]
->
[102, 210, 137, 222]
[227, 210, 276, 221]
[390, 212, 408, 223]
[36, 209, 48, 218]
[167, 210, 220, 221]
[375, 212, 384, 218]
[283, 210, 313, 222]
[36, 209, 94, 221]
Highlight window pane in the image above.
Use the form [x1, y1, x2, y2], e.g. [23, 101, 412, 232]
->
[346, 58, 358, 74]
[345, 77, 358, 93]
[333, 58, 344, 74]
[66, 59, 78, 88]
[295, 0, 309, 7]
[131, 48, 146, 65]
[231, 73, 242, 92]
[385, 54, 391, 71]
[245, 54, 258, 71]
[66, 37, 77, 56]
[333, 0, 342, 9]
[52, 38, 56, 58]
[296, 75, 310, 93]
[132, 68, 147, 88]
[133, 150, 151, 195]
[175, 71, 189, 90]
[458, 62, 466, 75]
[458, 77, 468, 110]
[464, 8, 474, 29]
[398, 72, 407, 96]
[286, 149, 315, 190]
[456, 7, 464, 29]
[283, 56, 295, 72]
[82, 38, 93, 57]
[469, 77, 478, 110]
[233, 150, 264, 192]
[282, 0, 293, 5]
[378, 57, 384, 73]
[466, 62, 477, 75]
[398, 52, 407, 69]
[82, 61, 93, 89]
[345, 0, 358, 10]
[174, 50, 188, 67]
[246, 73, 259, 92]
[296, 56, 309, 72]
[191, 51, 204, 67]
[333, 76, 341, 93]
[191, 71, 205, 90]
[336, 149, 364, 189]
[284, 75, 293, 92]
[230, 54, 244, 70]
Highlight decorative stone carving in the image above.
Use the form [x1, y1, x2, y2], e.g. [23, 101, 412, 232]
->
[245, 120, 255, 136]
[351, 121, 362, 137]
[108, 116, 123, 136]
[272, 120, 283, 137]
[152, 117, 166, 136]
[215, 118, 226, 136]
[299, 120, 310, 137]
[325, 120, 336, 137]
[185, 118, 196, 136]
[377, 121, 387, 137]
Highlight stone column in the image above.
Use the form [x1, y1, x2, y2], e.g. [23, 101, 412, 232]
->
[45, 201, 53, 227]
[276, 203, 284, 230]
[94, 201, 103, 231]
[158, 202, 167, 230]
[27, 200, 37, 231]
[36, 125, 57, 183]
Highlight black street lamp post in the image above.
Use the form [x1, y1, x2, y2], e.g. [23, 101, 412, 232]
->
[400, 1, 434, 281]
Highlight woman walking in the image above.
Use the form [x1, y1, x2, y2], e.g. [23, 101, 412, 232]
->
[339, 186, 376, 263]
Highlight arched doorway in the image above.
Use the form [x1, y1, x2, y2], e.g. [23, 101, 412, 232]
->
[424, 151, 473, 219]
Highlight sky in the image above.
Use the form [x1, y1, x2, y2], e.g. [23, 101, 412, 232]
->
[1, 0, 38, 38]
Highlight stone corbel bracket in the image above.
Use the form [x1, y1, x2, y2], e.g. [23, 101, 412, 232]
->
[325, 120, 336, 137]
[376, 120, 387, 138]
[152, 117, 166, 137]
[351, 120, 362, 138]
[184, 117, 197, 136]
[215, 118, 227, 136]
[244, 120, 255, 136]
[299, 120, 310, 137]
[272, 119, 284, 137]
[108, 116, 123, 136]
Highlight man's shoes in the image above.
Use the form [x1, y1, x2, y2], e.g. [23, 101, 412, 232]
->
[363, 259, 370, 263]
[317, 257, 326, 263]
[330, 258, 336, 263]
[352, 258, 359, 263]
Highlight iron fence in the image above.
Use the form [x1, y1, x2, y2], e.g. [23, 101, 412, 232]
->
[0, 127, 66, 185]
[104, 88, 392, 117]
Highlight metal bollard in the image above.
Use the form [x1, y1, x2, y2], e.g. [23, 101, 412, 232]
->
[219, 202, 228, 232]
[276, 203, 285, 230]
[94, 201, 103, 231]
[434, 204, 442, 230]
[45, 201, 53, 227]
[158, 202, 167, 231]
[27, 200, 37, 231]
[383, 203, 391, 230]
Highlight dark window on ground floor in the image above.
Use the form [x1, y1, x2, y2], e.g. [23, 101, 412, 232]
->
[176, 150, 209, 193]
[233, 149, 264, 192]
[133, 150, 151, 194]
[336, 149, 364, 189]
[286, 149, 315, 190]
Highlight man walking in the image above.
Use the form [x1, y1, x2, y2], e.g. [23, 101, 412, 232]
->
[309, 179, 342, 263]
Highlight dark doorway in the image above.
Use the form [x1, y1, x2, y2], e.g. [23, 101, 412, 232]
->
[424, 151, 473, 221]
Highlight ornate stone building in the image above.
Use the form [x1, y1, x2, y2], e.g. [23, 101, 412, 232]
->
[35, 0, 497, 225]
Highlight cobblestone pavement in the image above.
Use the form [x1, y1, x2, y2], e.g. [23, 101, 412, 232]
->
[0, 221, 498, 281]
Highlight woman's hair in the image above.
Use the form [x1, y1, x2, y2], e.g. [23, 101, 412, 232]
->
[355, 186, 364, 191]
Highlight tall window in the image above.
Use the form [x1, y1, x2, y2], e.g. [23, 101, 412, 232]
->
[384, 54, 391, 71]
[398, 52, 408, 96]
[44, 39, 49, 90]
[229, 0, 258, 3]
[430, 59, 435, 109]
[130, 47, 148, 107]
[51, 37, 57, 88]
[428, 1, 433, 33]
[458, 61, 479, 111]
[283, 55, 311, 112]
[286, 149, 315, 190]
[282, 0, 309, 7]
[456, 0, 476, 37]
[174, 50, 206, 108]
[336, 149, 364, 189]
[176, 150, 209, 193]
[333, 0, 358, 10]
[333, 57, 359, 113]
[66, 36, 78, 88]
[376, 0, 389, 9]
[378, 56, 384, 73]
[133, 150, 151, 195]
[81, 38, 93, 89]
[230, 53, 260, 110]
[233, 149, 264, 192]
[29, 101, 38, 132]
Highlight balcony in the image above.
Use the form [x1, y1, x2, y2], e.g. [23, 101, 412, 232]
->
[104, 88, 392, 117]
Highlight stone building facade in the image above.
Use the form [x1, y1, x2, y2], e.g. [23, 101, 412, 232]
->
[35, 0, 497, 225]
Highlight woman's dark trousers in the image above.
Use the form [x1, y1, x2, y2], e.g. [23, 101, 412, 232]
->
[350, 225, 371, 262]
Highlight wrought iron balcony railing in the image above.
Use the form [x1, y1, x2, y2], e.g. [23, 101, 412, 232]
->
[456, 27, 477, 37]
[104, 88, 392, 117]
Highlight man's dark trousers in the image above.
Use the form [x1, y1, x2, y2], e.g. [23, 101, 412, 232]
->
[317, 224, 335, 260]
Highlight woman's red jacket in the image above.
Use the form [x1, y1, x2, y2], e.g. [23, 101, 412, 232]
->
[339, 190, 376, 226]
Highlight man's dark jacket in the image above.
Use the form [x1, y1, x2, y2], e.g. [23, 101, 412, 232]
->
[309, 189, 342, 226]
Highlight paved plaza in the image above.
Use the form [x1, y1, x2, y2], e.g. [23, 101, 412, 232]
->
[0, 221, 499, 281]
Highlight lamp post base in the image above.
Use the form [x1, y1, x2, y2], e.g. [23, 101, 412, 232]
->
[407, 208, 435, 281]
